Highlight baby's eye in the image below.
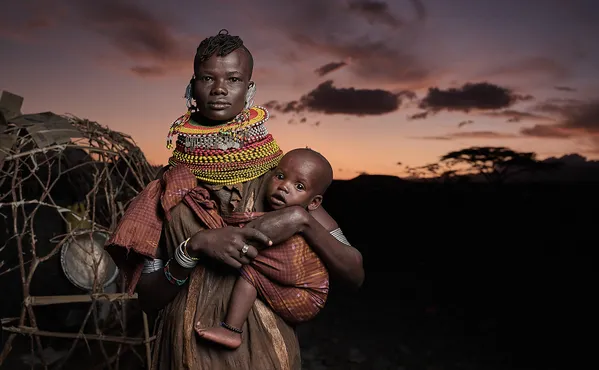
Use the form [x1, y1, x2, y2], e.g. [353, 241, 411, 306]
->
[230, 77, 241, 82]
[276, 173, 284, 179]
[296, 183, 305, 191]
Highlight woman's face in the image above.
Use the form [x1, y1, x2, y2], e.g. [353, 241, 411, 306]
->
[193, 49, 252, 122]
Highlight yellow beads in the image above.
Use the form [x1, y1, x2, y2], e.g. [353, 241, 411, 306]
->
[168, 155, 281, 185]
[172, 141, 280, 164]
[166, 106, 280, 185]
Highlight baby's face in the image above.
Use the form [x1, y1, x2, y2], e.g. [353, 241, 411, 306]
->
[265, 154, 320, 210]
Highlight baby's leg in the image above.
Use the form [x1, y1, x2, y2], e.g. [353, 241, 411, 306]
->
[195, 276, 257, 349]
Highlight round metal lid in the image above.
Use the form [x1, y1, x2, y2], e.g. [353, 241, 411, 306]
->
[60, 231, 119, 291]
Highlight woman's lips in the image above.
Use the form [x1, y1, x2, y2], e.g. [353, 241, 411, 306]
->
[207, 102, 231, 110]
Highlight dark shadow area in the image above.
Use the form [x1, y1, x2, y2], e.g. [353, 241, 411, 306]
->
[1, 147, 595, 369]
[297, 149, 596, 369]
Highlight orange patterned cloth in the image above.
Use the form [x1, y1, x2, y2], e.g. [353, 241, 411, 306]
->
[106, 164, 329, 324]
[105, 164, 223, 294]
[225, 213, 329, 324]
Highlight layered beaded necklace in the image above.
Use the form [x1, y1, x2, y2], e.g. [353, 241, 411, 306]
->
[166, 106, 283, 185]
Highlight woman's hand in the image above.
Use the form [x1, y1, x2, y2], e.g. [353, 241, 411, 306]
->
[186, 226, 272, 269]
[245, 206, 310, 245]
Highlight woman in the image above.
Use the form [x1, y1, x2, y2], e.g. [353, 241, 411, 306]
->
[107, 29, 364, 370]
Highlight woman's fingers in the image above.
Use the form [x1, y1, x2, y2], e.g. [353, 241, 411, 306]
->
[242, 227, 272, 248]
[223, 255, 243, 269]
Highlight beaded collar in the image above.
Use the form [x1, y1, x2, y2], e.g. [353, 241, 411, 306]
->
[166, 106, 283, 185]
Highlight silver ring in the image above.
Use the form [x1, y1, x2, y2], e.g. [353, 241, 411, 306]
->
[241, 244, 249, 255]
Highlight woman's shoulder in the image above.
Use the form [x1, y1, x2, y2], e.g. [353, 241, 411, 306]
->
[154, 164, 171, 180]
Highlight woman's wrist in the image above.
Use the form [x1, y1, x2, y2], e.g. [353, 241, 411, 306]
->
[291, 206, 311, 233]
[175, 238, 199, 267]
[164, 259, 190, 285]
[186, 232, 205, 259]
[164, 237, 199, 284]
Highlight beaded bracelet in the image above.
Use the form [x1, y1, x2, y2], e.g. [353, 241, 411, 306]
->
[220, 321, 243, 334]
[164, 259, 188, 286]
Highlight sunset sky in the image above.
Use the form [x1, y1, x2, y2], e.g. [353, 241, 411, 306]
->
[2, 0, 599, 179]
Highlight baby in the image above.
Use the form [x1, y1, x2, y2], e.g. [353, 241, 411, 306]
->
[196, 148, 333, 349]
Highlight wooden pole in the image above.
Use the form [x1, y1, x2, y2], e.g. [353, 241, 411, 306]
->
[25, 293, 138, 306]
[142, 312, 152, 368]
[2, 326, 154, 346]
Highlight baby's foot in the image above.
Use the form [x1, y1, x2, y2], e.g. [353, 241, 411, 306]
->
[196, 322, 242, 350]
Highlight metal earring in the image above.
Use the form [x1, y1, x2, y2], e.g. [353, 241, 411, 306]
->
[245, 82, 256, 109]
[185, 76, 197, 112]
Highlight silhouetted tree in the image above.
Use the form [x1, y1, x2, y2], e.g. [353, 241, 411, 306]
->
[405, 162, 457, 181]
[439, 146, 559, 184]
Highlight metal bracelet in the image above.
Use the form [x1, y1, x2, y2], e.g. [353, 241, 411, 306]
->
[330, 228, 352, 246]
[142, 258, 165, 274]
[182, 237, 200, 261]
[174, 239, 197, 269]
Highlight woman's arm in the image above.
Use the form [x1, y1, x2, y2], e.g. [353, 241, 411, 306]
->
[245, 206, 365, 289]
[136, 226, 271, 313]
[137, 166, 274, 312]
[304, 206, 364, 289]
[136, 258, 193, 313]
[137, 165, 193, 312]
